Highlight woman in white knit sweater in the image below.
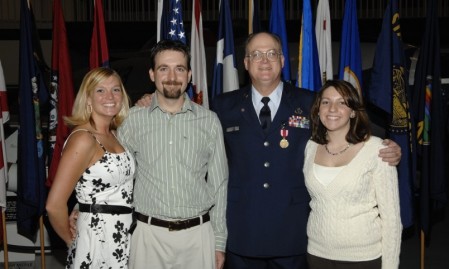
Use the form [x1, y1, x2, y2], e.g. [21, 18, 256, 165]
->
[303, 80, 402, 269]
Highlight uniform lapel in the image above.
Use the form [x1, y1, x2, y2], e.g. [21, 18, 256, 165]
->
[239, 86, 266, 136]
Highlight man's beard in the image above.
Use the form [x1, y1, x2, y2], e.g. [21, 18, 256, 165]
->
[162, 81, 183, 99]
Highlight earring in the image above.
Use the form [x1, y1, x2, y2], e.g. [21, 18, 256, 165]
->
[87, 104, 92, 114]
[350, 112, 355, 118]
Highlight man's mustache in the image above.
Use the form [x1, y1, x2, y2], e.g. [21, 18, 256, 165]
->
[162, 81, 182, 86]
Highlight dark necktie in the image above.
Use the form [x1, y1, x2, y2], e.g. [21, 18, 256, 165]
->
[259, 97, 271, 131]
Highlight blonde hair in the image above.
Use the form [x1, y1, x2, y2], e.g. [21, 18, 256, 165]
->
[64, 67, 130, 130]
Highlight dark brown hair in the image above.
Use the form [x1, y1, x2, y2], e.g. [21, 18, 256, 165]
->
[310, 80, 371, 144]
[149, 39, 191, 70]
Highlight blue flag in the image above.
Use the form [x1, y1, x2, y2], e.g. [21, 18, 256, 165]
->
[296, 0, 321, 91]
[412, 0, 446, 237]
[18, 0, 49, 241]
[249, 0, 262, 34]
[368, 0, 414, 228]
[338, 0, 363, 93]
[269, 0, 291, 82]
[212, 0, 239, 99]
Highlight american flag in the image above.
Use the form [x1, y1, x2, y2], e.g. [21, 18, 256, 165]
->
[158, 0, 186, 43]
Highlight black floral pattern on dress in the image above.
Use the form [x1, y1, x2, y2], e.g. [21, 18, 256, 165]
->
[67, 149, 134, 269]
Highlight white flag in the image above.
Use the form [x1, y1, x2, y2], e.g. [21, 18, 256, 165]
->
[315, 0, 333, 83]
[190, 0, 209, 107]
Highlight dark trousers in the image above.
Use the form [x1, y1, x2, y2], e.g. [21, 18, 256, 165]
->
[225, 250, 308, 269]
[307, 253, 381, 269]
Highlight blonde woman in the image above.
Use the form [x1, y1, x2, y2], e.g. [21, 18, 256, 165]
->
[46, 67, 135, 268]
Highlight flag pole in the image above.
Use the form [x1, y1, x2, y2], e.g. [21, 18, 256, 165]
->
[39, 216, 45, 268]
[2, 210, 8, 269]
[420, 230, 425, 269]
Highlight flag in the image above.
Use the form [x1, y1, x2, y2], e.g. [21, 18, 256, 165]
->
[338, 0, 362, 94]
[412, 0, 446, 237]
[46, 0, 75, 187]
[212, 0, 239, 99]
[190, 0, 208, 107]
[367, 0, 414, 228]
[0, 61, 7, 245]
[315, 0, 333, 84]
[248, 0, 261, 34]
[0, 61, 9, 211]
[90, 0, 110, 69]
[157, 0, 186, 43]
[297, 0, 322, 91]
[0, 62, 9, 123]
[18, 0, 49, 241]
[269, 0, 291, 82]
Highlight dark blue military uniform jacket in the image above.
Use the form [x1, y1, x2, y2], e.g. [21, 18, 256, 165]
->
[212, 82, 316, 257]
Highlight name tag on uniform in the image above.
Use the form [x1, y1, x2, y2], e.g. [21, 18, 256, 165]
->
[226, 126, 240, 132]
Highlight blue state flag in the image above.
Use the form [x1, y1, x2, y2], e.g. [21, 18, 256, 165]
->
[17, 0, 49, 241]
[212, 0, 239, 99]
[249, 0, 262, 34]
[338, 0, 362, 93]
[296, 0, 322, 91]
[412, 0, 446, 237]
[368, 0, 414, 228]
[269, 0, 291, 82]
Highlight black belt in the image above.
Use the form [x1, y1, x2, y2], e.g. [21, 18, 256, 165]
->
[79, 203, 133, 215]
[135, 212, 210, 231]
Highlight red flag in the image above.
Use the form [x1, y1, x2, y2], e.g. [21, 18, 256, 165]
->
[0, 62, 7, 245]
[46, 0, 75, 187]
[0, 60, 9, 210]
[90, 0, 109, 69]
[190, 0, 208, 107]
[0, 61, 9, 123]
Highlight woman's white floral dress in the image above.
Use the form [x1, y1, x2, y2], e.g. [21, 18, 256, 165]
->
[66, 131, 135, 269]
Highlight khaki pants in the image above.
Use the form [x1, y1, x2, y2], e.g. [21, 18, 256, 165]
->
[129, 219, 215, 269]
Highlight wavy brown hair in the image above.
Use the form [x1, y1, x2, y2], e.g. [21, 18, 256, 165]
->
[310, 80, 371, 145]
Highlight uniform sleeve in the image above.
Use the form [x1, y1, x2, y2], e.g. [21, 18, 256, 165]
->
[373, 144, 402, 269]
[207, 114, 229, 252]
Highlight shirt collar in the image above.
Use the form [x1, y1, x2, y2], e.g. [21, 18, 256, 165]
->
[150, 92, 195, 115]
[251, 81, 283, 111]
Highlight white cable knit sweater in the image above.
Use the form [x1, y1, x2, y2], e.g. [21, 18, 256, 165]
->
[303, 137, 402, 269]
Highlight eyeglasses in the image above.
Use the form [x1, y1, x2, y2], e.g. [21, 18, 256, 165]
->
[245, 50, 282, 62]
